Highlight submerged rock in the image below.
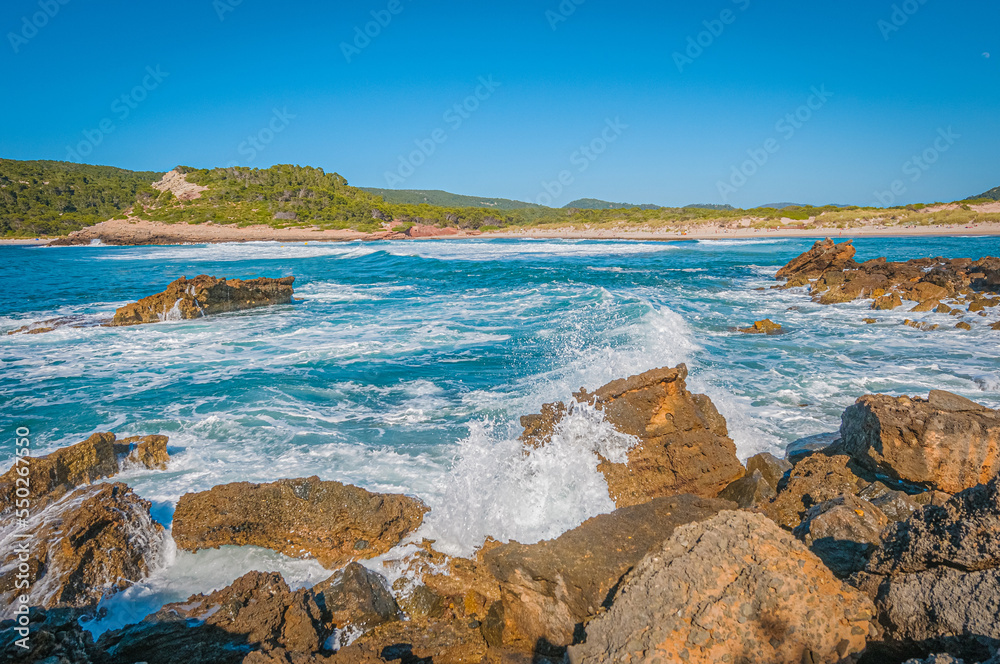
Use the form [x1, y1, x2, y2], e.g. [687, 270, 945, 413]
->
[483, 494, 733, 653]
[108, 274, 295, 326]
[172, 477, 428, 568]
[520, 364, 745, 507]
[739, 318, 783, 334]
[0, 483, 166, 617]
[840, 391, 1000, 494]
[566, 510, 876, 664]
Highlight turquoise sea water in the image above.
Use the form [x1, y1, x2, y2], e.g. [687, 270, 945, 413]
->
[3, 236, 1000, 630]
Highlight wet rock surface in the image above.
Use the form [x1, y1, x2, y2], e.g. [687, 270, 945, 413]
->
[172, 476, 428, 568]
[567, 510, 876, 664]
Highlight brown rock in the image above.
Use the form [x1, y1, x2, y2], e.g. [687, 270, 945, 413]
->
[840, 391, 1000, 494]
[483, 494, 733, 653]
[0, 483, 166, 616]
[739, 318, 782, 334]
[905, 282, 949, 303]
[775, 238, 857, 280]
[521, 365, 744, 507]
[746, 451, 792, 488]
[864, 317, 878, 324]
[904, 319, 939, 331]
[793, 494, 888, 577]
[109, 274, 295, 327]
[910, 299, 940, 312]
[957, 321, 972, 331]
[717, 469, 776, 508]
[873, 293, 903, 310]
[764, 453, 872, 529]
[566, 511, 876, 664]
[172, 477, 428, 568]
[313, 563, 399, 636]
[405, 225, 461, 238]
[936, 303, 953, 313]
[114, 434, 170, 470]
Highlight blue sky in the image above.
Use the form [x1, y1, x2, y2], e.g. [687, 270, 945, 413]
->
[1, 0, 997, 208]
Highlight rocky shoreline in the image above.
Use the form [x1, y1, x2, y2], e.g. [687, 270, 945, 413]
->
[5, 244, 1000, 663]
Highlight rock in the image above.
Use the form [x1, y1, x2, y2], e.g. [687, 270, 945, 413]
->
[0, 608, 104, 664]
[746, 451, 792, 488]
[764, 452, 872, 529]
[717, 469, 776, 508]
[0, 432, 170, 515]
[0, 483, 166, 617]
[873, 293, 903, 310]
[483, 494, 734, 653]
[793, 494, 888, 577]
[910, 299, 940, 312]
[957, 321, 973, 330]
[336, 617, 490, 664]
[904, 319, 939, 331]
[864, 317, 879, 324]
[739, 318, 783, 334]
[97, 571, 330, 664]
[405, 225, 461, 238]
[313, 563, 399, 637]
[109, 275, 295, 327]
[857, 482, 923, 523]
[172, 477, 428, 568]
[520, 364, 745, 507]
[840, 391, 1000, 494]
[858, 477, 1000, 662]
[566, 511, 876, 664]
[775, 238, 857, 280]
[936, 303, 953, 313]
[905, 282, 950, 303]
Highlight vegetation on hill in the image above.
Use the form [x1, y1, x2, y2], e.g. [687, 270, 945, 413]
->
[0, 159, 162, 236]
[564, 198, 662, 210]
[360, 187, 542, 210]
[976, 186, 1000, 201]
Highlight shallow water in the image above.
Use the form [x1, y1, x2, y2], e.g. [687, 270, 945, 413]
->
[3, 236, 999, 632]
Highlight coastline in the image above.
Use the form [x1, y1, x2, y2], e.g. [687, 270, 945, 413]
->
[4, 216, 1000, 246]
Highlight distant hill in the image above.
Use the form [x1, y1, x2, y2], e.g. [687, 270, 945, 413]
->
[975, 186, 1000, 201]
[757, 202, 807, 210]
[361, 188, 543, 209]
[564, 198, 662, 210]
[684, 203, 735, 211]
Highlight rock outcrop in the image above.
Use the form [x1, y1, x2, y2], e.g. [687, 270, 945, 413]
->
[858, 476, 1000, 662]
[482, 494, 734, 653]
[566, 510, 876, 664]
[0, 483, 166, 617]
[794, 494, 889, 577]
[0, 432, 170, 514]
[841, 391, 1000, 494]
[313, 563, 399, 636]
[1, 608, 104, 664]
[764, 451, 873, 529]
[97, 571, 331, 664]
[775, 238, 858, 280]
[739, 318, 783, 334]
[520, 365, 745, 507]
[109, 275, 295, 327]
[172, 477, 428, 568]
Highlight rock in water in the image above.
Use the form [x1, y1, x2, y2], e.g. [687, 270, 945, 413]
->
[0, 483, 166, 617]
[566, 511, 875, 664]
[109, 274, 294, 326]
[775, 238, 858, 280]
[858, 476, 1000, 662]
[172, 476, 428, 568]
[482, 494, 733, 653]
[739, 318, 783, 334]
[313, 562, 399, 634]
[520, 364, 745, 507]
[0, 432, 170, 514]
[840, 391, 1000, 494]
[97, 571, 330, 664]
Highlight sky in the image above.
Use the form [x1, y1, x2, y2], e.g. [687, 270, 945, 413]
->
[1, 0, 997, 208]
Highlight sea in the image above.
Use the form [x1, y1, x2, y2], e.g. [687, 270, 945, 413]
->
[2, 235, 999, 633]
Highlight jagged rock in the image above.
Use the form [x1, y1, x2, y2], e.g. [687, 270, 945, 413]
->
[520, 365, 745, 507]
[717, 469, 776, 508]
[739, 318, 783, 334]
[747, 451, 792, 488]
[857, 482, 923, 522]
[0, 483, 166, 617]
[957, 321, 973, 330]
[873, 293, 903, 310]
[775, 238, 857, 280]
[172, 477, 428, 568]
[840, 391, 1000, 494]
[937, 303, 953, 313]
[97, 571, 330, 664]
[483, 494, 733, 653]
[910, 299, 940, 312]
[335, 617, 491, 664]
[313, 563, 399, 636]
[904, 319, 939, 331]
[109, 275, 295, 326]
[566, 511, 876, 664]
[0, 432, 170, 514]
[764, 452, 872, 529]
[906, 282, 950, 303]
[0, 607, 104, 664]
[858, 477, 1000, 662]
[794, 494, 888, 577]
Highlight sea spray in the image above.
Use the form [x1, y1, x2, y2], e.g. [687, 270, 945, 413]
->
[421, 403, 638, 557]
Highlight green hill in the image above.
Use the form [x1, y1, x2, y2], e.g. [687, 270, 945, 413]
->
[564, 198, 662, 210]
[0, 159, 162, 236]
[976, 186, 1000, 201]
[684, 203, 735, 211]
[361, 188, 543, 210]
